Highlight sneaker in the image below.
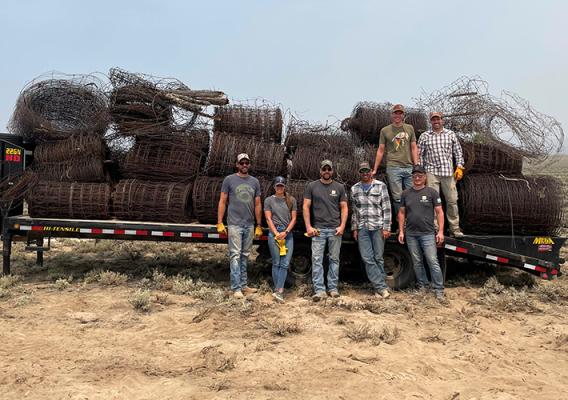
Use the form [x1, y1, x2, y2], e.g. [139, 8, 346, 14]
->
[312, 292, 327, 302]
[435, 291, 445, 301]
[233, 290, 244, 299]
[272, 292, 285, 303]
[329, 290, 340, 298]
[242, 287, 258, 295]
[375, 289, 390, 299]
[451, 230, 465, 238]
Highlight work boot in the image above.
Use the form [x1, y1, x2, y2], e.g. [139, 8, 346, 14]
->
[233, 290, 244, 299]
[242, 287, 258, 295]
[375, 289, 390, 299]
[312, 291, 327, 302]
[271, 292, 285, 303]
[450, 230, 464, 238]
[329, 290, 340, 298]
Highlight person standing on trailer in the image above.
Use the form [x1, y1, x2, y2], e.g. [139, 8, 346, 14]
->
[417, 111, 465, 238]
[264, 176, 297, 303]
[217, 153, 264, 299]
[371, 104, 419, 219]
[397, 165, 446, 300]
[351, 162, 392, 299]
[303, 159, 349, 301]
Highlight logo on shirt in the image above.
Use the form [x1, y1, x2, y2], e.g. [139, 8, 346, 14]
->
[392, 131, 409, 151]
[235, 184, 254, 203]
[330, 189, 338, 197]
[420, 195, 429, 203]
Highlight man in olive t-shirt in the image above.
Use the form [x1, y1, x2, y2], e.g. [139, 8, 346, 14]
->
[303, 159, 348, 301]
[372, 104, 419, 219]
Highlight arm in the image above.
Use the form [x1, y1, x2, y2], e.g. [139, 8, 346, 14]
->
[303, 198, 317, 236]
[397, 207, 406, 244]
[287, 211, 297, 233]
[452, 133, 465, 169]
[381, 184, 392, 239]
[372, 144, 385, 175]
[434, 205, 445, 243]
[254, 196, 262, 226]
[411, 141, 419, 165]
[351, 191, 359, 241]
[217, 192, 228, 225]
[264, 209, 278, 236]
[336, 201, 348, 236]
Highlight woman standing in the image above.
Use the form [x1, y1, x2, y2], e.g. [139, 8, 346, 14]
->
[264, 176, 297, 303]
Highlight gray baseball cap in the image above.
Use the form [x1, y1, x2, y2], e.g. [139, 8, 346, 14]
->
[320, 159, 333, 169]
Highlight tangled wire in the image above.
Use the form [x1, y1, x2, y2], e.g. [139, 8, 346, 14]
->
[109, 67, 228, 135]
[341, 102, 428, 144]
[207, 133, 286, 177]
[214, 104, 283, 143]
[459, 174, 564, 235]
[417, 76, 564, 162]
[121, 130, 209, 182]
[285, 120, 356, 155]
[461, 141, 523, 174]
[112, 180, 193, 223]
[34, 133, 106, 164]
[27, 182, 111, 219]
[8, 75, 110, 143]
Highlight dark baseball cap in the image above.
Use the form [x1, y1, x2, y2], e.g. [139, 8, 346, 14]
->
[273, 176, 286, 186]
[412, 165, 426, 174]
[358, 162, 371, 172]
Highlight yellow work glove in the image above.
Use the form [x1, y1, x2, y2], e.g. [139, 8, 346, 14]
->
[216, 223, 227, 235]
[254, 225, 264, 238]
[276, 239, 288, 256]
[453, 166, 464, 181]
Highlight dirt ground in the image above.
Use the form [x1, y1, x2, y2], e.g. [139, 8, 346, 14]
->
[1, 240, 567, 400]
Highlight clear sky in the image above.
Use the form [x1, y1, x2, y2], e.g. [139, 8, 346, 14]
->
[1, 0, 566, 151]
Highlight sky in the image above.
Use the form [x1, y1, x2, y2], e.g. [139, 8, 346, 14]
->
[1, 0, 567, 151]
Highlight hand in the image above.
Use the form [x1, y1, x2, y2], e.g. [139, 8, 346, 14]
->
[254, 225, 263, 238]
[352, 230, 358, 241]
[398, 231, 404, 244]
[216, 223, 227, 235]
[453, 166, 464, 181]
[382, 230, 391, 239]
[275, 231, 286, 240]
[436, 231, 445, 244]
[371, 169, 377, 177]
[335, 226, 345, 236]
[305, 227, 318, 237]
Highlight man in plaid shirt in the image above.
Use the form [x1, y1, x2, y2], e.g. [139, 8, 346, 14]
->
[417, 112, 465, 237]
[351, 162, 392, 298]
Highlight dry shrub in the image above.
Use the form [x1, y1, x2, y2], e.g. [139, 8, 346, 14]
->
[295, 283, 312, 298]
[0, 274, 21, 289]
[258, 318, 303, 336]
[171, 275, 194, 294]
[54, 277, 71, 290]
[474, 278, 541, 313]
[98, 270, 128, 286]
[345, 323, 374, 342]
[362, 299, 411, 315]
[346, 322, 401, 345]
[13, 294, 33, 307]
[83, 269, 102, 284]
[376, 324, 401, 345]
[534, 282, 568, 303]
[151, 269, 172, 290]
[129, 289, 151, 312]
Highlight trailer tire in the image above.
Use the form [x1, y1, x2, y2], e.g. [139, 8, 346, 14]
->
[383, 242, 415, 290]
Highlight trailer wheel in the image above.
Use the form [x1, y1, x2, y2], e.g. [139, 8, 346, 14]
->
[285, 253, 312, 287]
[384, 243, 415, 290]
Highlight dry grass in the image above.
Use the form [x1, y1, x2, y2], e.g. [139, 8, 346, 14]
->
[345, 322, 401, 345]
[258, 318, 303, 337]
[97, 271, 128, 286]
[533, 281, 568, 303]
[0, 274, 21, 289]
[473, 277, 541, 313]
[129, 289, 151, 312]
[54, 277, 71, 290]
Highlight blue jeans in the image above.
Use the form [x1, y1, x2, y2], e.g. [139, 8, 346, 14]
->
[357, 228, 388, 291]
[227, 225, 254, 291]
[311, 228, 342, 293]
[406, 234, 444, 294]
[268, 225, 294, 291]
[386, 166, 413, 218]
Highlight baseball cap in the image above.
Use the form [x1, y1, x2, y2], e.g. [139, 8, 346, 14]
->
[237, 153, 250, 163]
[412, 165, 426, 174]
[320, 159, 333, 169]
[392, 104, 405, 113]
[358, 162, 371, 172]
[430, 111, 443, 119]
[273, 176, 286, 186]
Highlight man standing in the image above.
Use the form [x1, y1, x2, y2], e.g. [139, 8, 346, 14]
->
[351, 162, 392, 299]
[418, 111, 465, 237]
[217, 153, 263, 298]
[303, 160, 348, 301]
[397, 165, 446, 300]
[372, 104, 419, 218]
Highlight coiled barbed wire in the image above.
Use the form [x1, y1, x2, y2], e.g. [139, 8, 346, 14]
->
[8, 74, 110, 143]
[112, 180, 193, 223]
[460, 140, 523, 174]
[214, 104, 283, 143]
[285, 119, 357, 156]
[27, 182, 111, 219]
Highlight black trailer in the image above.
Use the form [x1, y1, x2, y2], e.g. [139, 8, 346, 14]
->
[2, 216, 564, 288]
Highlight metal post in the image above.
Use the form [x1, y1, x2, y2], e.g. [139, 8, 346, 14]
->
[36, 238, 44, 267]
[3, 233, 12, 275]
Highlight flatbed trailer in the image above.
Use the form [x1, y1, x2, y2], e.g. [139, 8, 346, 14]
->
[2, 216, 565, 288]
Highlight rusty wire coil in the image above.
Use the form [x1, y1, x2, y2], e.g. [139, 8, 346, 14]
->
[191, 176, 273, 224]
[206, 133, 285, 177]
[214, 104, 283, 143]
[34, 157, 106, 182]
[459, 174, 563, 235]
[461, 141, 523, 174]
[111, 179, 193, 223]
[8, 75, 109, 143]
[0, 172, 38, 211]
[34, 134, 107, 163]
[284, 120, 356, 156]
[27, 182, 111, 219]
[289, 146, 361, 186]
[121, 130, 209, 182]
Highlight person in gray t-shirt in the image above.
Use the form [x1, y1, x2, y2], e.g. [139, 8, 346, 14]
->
[303, 159, 348, 301]
[264, 176, 297, 303]
[217, 153, 263, 298]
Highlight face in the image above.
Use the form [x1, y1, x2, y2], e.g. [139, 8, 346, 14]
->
[236, 159, 250, 174]
[320, 166, 333, 180]
[392, 110, 404, 124]
[359, 169, 372, 181]
[431, 116, 443, 130]
[274, 184, 285, 194]
[412, 173, 426, 185]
